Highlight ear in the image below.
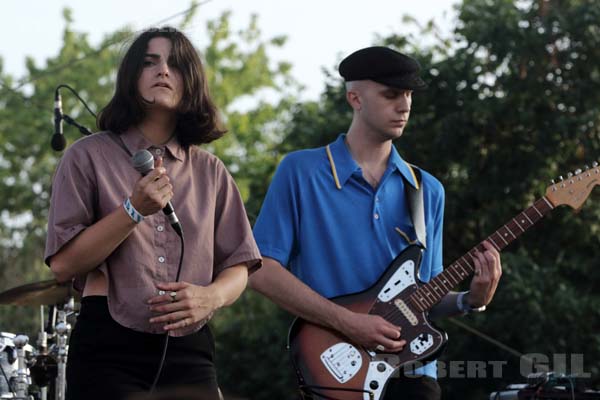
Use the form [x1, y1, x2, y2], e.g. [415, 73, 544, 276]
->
[346, 90, 361, 111]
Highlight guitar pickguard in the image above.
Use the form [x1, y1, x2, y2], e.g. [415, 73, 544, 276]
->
[377, 259, 416, 302]
[362, 359, 395, 400]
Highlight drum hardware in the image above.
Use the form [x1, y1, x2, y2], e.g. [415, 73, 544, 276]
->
[0, 280, 79, 400]
[13, 336, 33, 400]
[53, 298, 74, 400]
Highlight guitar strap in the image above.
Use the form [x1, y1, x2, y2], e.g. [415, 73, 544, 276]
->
[404, 164, 427, 249]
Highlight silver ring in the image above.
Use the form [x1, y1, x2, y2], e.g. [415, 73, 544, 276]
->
[375, 344, 385, 352]
[169, 291, 177, 301]
[158, 290, 166, 296]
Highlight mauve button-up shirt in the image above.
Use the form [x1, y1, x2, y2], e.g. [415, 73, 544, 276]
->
[45, 128, 261, 336]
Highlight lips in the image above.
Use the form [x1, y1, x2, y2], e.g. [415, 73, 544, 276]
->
[152, 82, 172, 90]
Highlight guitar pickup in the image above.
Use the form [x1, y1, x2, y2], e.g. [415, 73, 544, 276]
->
[394, 299, 418, 326]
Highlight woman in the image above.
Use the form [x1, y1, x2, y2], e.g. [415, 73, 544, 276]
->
[45, 27, 261, 400]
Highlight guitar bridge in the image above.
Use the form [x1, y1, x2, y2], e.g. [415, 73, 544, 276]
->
[394, 299, 418, 326]
[320, 343, 363, 383]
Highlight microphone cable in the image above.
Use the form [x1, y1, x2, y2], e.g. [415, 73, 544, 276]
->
[55, 84, 97, 119]
[51, 84, 96, 150]
[149, 227, 185, 393]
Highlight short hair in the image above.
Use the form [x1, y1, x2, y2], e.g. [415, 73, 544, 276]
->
[98, 26, 226, 147]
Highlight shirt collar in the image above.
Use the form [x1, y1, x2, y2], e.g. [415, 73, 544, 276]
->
[120, 127, 185, 162]
[327, 133, 419, 190]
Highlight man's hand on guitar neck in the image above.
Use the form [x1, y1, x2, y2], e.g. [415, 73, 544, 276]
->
[468, 240, 503, 307]
[335, 309, 406, 353]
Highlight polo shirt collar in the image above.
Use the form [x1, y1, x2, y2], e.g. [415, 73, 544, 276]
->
[121, 127, 185, 162]
[327, 134, 419, 190]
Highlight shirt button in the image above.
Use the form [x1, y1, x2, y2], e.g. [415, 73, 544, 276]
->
[374, 213, 380, 220]
[375, 196, 380, 202]
[155, 148, 163, 156]
[157, 225, 164, 232]
[158, 256, 165, 263]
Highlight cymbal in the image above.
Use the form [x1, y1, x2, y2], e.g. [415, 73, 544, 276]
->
[0, 280, 79, 306]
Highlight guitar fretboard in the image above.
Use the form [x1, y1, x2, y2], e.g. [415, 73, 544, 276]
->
[410, 196, 555, 312]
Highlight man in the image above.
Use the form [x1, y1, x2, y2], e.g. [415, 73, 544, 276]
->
[250, 46, 502, 399]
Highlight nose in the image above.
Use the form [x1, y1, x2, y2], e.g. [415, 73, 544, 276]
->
[157, 61, 170, 77]
[396, 94, 411, 113]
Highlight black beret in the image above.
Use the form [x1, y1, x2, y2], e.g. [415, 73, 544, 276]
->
[339, 46, 427, 91]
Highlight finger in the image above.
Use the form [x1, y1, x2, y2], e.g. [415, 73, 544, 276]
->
[471, 252, 482, 277]
[155, 281, 189, 291]
[151, 175, 171, 191]
[157, 185, 174, 202]
[149, 310, 188, 325]
[477, 251, 490, 280]
[163, 316, 196, 331]
[147, 293, 173, 305]
[380, 324, 402, 340]
[377, 337, 406, 352]
[154, 156, 163, 169]
[139, 167, 166, 186]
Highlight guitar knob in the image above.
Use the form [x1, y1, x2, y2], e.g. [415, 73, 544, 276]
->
[575, 169, 582, 175]
[559, 175, 564, 181]
[377, 363, 387, 372]
[593, 161, 598, 168]
[567, 172, 573, 178]
[370, 380, 379, 390]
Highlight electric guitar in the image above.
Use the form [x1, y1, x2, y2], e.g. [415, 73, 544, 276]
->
[288, 163, 600, 400]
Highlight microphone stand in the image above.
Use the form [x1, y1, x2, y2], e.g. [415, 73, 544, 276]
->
[62, 114, 93, 136]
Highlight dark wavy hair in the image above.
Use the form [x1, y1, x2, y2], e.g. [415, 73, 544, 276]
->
[98, 27, 225, 147]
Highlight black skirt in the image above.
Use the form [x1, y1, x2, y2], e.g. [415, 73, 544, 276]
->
[66, 296, 219, 400]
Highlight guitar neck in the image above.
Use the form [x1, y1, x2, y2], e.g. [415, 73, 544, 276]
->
[410, 196, 555, 312]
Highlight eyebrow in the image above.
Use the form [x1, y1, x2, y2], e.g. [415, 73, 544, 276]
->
[144, 53, 161, 59]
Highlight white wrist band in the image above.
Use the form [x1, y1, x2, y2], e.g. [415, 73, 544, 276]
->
[123, 198, 144, 224]
[457, 291, 486, 314]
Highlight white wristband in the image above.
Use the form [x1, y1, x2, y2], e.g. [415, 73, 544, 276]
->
[457, 291, 486, 314]
[123, 198, 144, 224]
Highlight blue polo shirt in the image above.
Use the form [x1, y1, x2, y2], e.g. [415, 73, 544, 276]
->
[253, 134, 445, 378]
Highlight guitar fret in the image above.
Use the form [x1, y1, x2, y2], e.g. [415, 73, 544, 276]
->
[455, 263, 469, 279]
[458, 257, 474, 274]
[408, 296, 424, 312]
[446, 268, 460, 286]
[512, 218, 525, 232]
[487, 236, 501, 251]
[495, 231, 509, 246]
[505, 225, 517, 239]
[532, 204, 543, 217]
[541, 196, 555, 210]
[437, 274, 452, 291]
[521, 211, 533, 225]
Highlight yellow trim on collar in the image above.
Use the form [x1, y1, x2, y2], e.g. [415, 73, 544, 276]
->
[405, 162, 420, 190]
[326, 145, 342, 190]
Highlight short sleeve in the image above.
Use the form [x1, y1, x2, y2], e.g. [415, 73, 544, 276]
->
[253, 155, 301, 268]
[44, 144, 97, 266]
[213, 160, 262, 276]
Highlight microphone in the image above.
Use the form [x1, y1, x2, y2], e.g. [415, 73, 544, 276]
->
[132, 149, 183, 237]
[51, 90, 66, 151]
